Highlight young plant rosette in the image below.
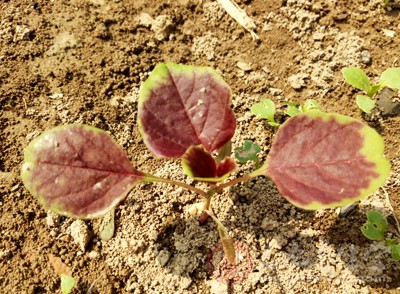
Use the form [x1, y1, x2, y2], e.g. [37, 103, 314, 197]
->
[21, 63, 390, 283]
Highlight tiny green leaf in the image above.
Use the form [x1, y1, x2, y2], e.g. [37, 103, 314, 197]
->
[99, 209, 115, 241]
[268, 121, 281, 127]
[380, 67, 400, 90]
[285, 102, 300, 117]
[302, 99, 321, 112]
[356, 95, 375, 114]
[342, 67, 372, 93]
[61, 274, 75, 294]
[234, 141, 261, 164]
[385, 240, 400, 260]
[361, 210, 388, 241]
[368, 84, 381, 97]
[251, 99, 276, 122]
[391, 245, 400, 260]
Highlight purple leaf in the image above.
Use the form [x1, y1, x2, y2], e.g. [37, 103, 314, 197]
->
[265, 111, 390, 209]
[182, 145, 237, 182]
[21, 125, 144, 218]
[216, 158, 237, 178]
[139, 63, 236, 157]
[182, 145, 217, 179]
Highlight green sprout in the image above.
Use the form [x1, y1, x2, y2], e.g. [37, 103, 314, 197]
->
[251, 98, 280, 126]
[61, 274, 75, 294]
[342, 67, 400, 114]
[361, 210, 400, 261]
[234, 140, 261, 168]
[285, 99, 321, 117]
[361, 210, 388, 241]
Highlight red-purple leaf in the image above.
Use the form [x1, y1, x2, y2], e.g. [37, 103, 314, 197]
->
[265, 111, 390, 209]
[21, 125, 144, 219]
[182, 145, 217, 179]
[216, 157, 237, 178]
[138, 63, 236, 157]
[182, 145, 237, 182]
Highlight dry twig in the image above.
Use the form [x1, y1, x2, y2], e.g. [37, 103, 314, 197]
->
[217, 0, 259, 40]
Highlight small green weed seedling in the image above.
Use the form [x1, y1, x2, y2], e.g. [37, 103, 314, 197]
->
[342, 67, 400, 114]
[361, 210, 400, 260]
[234, 140, 261, 168]
[285, 99, 321, 117]
[61, 274, 75, 294]
[21, 63, 391, 283]
[250, 98, 280, 127]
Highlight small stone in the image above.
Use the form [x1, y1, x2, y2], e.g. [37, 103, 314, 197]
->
[46, 211, 61, 228]
[48, 93, 63, 99]
[288, 73, 308, 90]
[13, 25, 31, 42]
[156, 249, 171, 267]
[10, 184, 19, 192]
[320, 264, 337, 279]
[382, 29, 395, 38]
[180, 276, 192, 289]
[359, 50, 371, 65]
[261, 218, 279, 231]
[88, 251, 99, 259]
[208, 279, 228, 294]
[69, 220, 91, 252]
[269, 238, 282, 250]
[334, 13, 348, 21]
[237, 61, 252, 71]
[247, 272, 262, 287]
[312, 32, 325, 41]
[150, 15, 174, 41]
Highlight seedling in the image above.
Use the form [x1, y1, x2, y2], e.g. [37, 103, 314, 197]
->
[361, 210, 400, 261]
[342, 67, 400, 114]
[61, 274, 75, 294]
[250, 98, 280, 126]
[234, 140, 261, 168]
[285, 99, 321, 117]
[21, 63, 391, 282]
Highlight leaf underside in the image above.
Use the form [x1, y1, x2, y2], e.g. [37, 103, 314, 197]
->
[182, 145, 237, 182]
[21, 125, 144, 219]
[138, 63, 236, 158]
[265, 111, 390, 210]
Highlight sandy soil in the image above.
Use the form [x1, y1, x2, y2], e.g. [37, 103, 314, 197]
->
[1, 0, 400, 293]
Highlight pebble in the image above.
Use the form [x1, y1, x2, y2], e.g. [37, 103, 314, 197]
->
[69, 220, 91, 252]
[208, 279, 228, 294]
[359, 50, 371, 64]
[156, 249, 171, 267]
[88, 251, 99, 259]
[46, 211, 62, 228]
[237, 61, 252, 71]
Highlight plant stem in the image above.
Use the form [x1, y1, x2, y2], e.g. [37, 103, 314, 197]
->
[145, 175, 208, 198]
[199, 190, 214, 224]
[216, 164, 266, 191]
[206, 209, 235, 264]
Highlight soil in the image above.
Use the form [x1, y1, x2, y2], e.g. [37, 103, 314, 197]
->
[1, 0, 400, 293]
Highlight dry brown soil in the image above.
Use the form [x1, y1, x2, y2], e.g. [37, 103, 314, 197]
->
[1, 0, 400, 293]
